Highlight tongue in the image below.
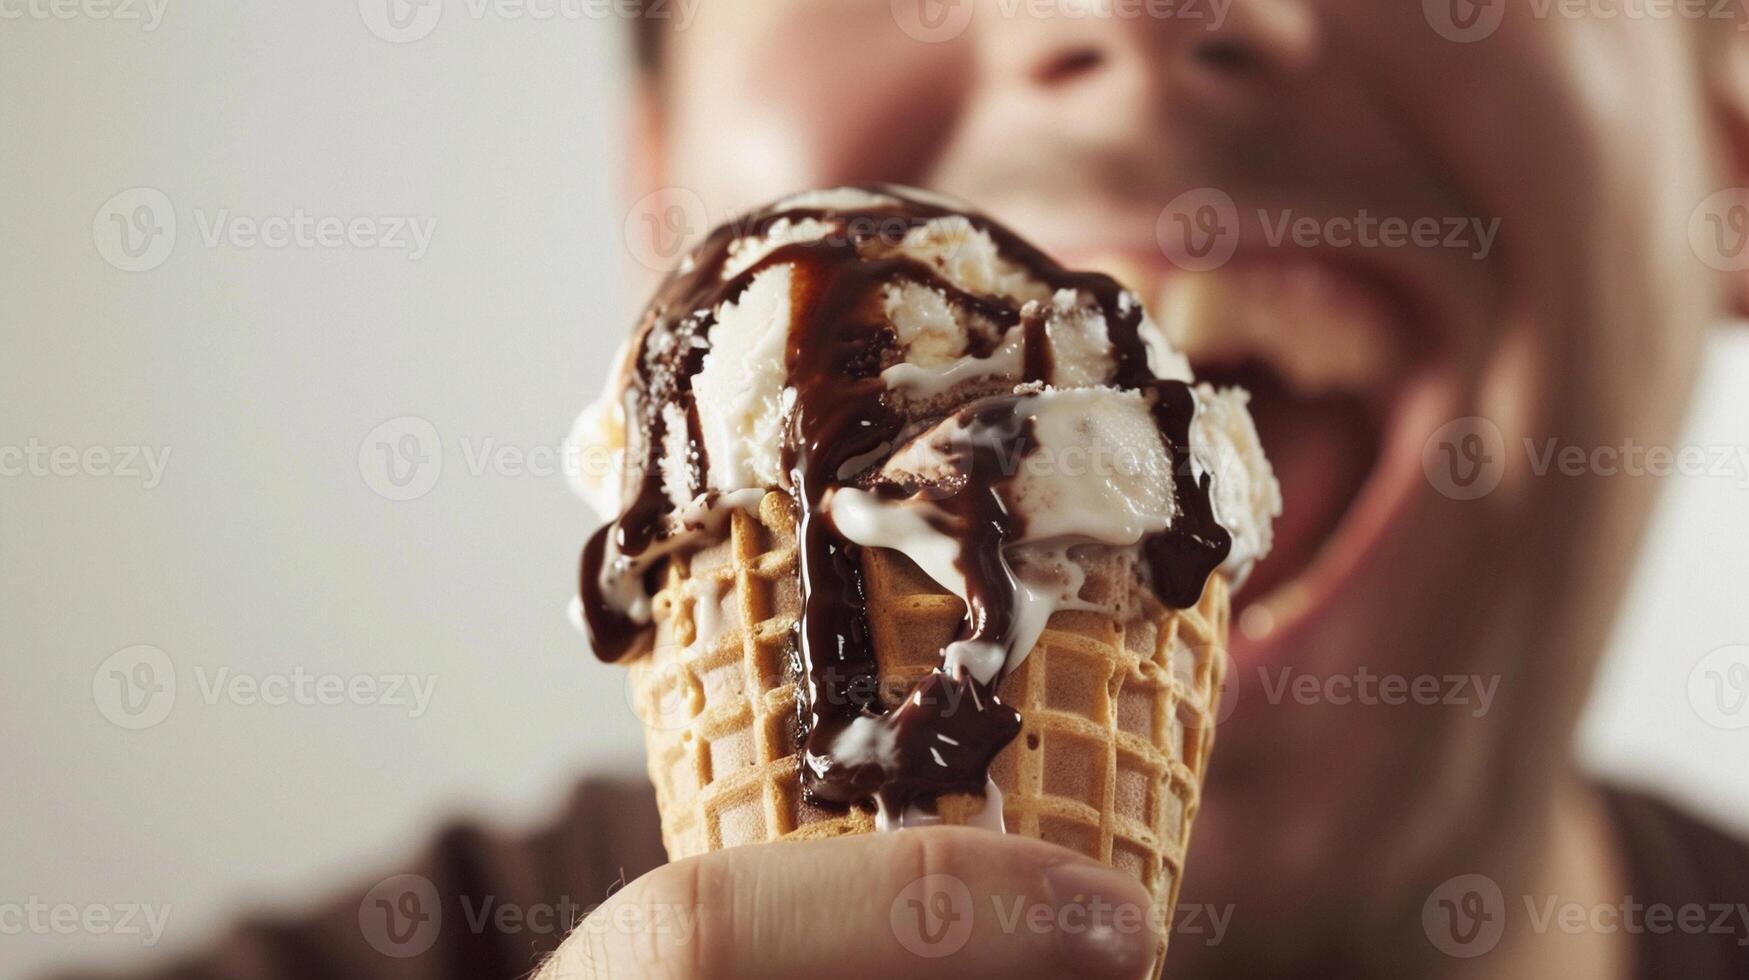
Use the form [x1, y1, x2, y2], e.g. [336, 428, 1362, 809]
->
[1207, 365, 1381, 605]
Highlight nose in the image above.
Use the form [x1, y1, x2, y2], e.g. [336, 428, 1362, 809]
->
[975, 0, 1319, 124]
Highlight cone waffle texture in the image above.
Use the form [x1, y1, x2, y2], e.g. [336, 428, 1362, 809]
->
[629, 490, 1230, 960]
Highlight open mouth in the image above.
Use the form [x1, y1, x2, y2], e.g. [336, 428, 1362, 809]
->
[1088, 256, 1443, 660]
[1200, 355, 1385, 609]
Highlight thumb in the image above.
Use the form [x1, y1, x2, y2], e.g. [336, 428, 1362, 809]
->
[536, 825, 1162, 980]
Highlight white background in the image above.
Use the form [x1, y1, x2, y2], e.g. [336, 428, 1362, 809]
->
[3, 6, 1747, 977]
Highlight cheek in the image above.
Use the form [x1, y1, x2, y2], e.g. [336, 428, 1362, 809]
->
[667, 7, 972, 213]
[1499, 25, 1715, 427]
[1369, 14, 1705, 367]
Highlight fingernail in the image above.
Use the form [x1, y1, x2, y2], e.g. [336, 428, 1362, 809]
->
[1042, 861, 1159, 978]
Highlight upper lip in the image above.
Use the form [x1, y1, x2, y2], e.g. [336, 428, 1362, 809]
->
[1058, 244, 1460, 368]
[1030, 188, 1504, 364]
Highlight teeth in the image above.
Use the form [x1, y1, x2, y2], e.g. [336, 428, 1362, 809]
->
[1155, 266, 1406, 396]
[1088, 253, 1148, 295]
[1156, 270, 1254, 367]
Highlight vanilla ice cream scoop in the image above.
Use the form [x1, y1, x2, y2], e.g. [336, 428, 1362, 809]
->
[827, 385, 1194, 691]
[573, 185, 1279, 826]
[874, 386, 1176, 548]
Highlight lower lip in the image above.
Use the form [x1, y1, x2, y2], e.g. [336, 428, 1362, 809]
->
[1228, 366, 1460, 667]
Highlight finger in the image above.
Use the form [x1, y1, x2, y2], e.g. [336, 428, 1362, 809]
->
[535, 826, 1161, 980]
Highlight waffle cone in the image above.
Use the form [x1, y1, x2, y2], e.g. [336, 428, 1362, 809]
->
[628, 490, 1229, 969]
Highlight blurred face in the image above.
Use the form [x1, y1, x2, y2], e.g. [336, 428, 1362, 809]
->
[637, 0, 1727, 965]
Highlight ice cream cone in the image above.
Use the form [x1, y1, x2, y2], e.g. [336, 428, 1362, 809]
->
[628, 490, 1230, 971]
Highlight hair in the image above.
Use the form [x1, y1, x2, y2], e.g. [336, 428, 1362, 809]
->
[630, 1, 663, 75]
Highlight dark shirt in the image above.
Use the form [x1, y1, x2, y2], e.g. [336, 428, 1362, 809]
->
[47, 781, 1748, 979]
[1604, 789, 1749, 979]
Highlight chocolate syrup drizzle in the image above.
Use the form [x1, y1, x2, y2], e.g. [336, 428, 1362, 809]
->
[580, 186, 1231, 821]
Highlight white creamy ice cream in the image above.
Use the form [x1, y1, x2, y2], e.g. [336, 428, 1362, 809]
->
[572, 187, 1278, 584]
